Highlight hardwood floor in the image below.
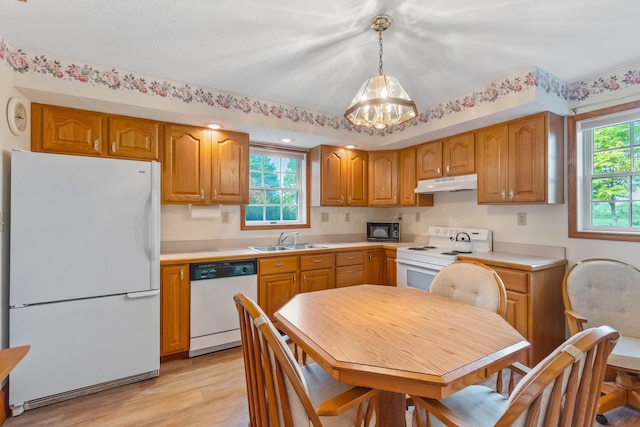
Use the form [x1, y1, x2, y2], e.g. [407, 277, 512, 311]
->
[4, 346, 640, 426]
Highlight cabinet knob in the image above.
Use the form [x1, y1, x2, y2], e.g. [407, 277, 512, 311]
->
[348, 195, 352, 204]
[313, 259, 322, 263]
[436, 167, 440, 174]
[501, 191, 506, 200]
[292, 275, 296, 284]
[200, 189, 205, 199]
[340, 195, 344, 203]
[509, 189, 514, 200]
[111, 141, 116, 153]
[274, 263, 284, 267]
[446, 165, 450, 173]
[213, 189, 218, 199]
[180, 269, 184, 280]
[94, 140, 100, 151]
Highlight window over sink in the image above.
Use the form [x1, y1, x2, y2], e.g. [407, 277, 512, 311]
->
[241, 146, 310, 230]
[568, 100, 640, 241]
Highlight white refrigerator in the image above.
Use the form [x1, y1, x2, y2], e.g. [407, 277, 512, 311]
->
[9, 150, 160, 415]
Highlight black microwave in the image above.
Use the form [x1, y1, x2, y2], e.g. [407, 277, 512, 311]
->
[367, 221, 400, 242]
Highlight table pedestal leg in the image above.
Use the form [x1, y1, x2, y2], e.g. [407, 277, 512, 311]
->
[374, 391, 406, 427]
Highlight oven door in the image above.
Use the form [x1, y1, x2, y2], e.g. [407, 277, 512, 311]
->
[396, 258, 444, 292]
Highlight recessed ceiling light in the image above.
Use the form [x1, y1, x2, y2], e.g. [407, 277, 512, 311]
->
[280, 137, 294, 143]
[346, 144, 357, 149]
[206, 123, 222, 130]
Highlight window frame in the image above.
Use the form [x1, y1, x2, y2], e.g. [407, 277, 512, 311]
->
[568, 99, 640, 242]
[240, 144, 311, 230]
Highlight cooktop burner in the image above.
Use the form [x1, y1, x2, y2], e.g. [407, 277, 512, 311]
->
[441, 250, 473, 255]
[407, 246, 437, 251]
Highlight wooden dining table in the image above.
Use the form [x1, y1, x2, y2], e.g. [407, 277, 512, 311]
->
[274, 285, 530, 427]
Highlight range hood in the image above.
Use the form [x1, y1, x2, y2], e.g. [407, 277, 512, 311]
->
[414, 174, 478, 193]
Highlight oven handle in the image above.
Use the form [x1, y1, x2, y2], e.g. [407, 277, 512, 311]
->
[395, 258, 438, 269]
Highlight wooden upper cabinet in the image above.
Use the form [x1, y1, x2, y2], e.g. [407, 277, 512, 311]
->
[163, 125, 249, 204]
[32, 103, 160, 161]
[210, 131, 249, 204]
[477, 112, 564, 204]
[107, 116, 160, 161]
[400, 146, 434, 207]
[35, 104, 106, 156]
[311, 145, 367, 207]
[443, 132, 475, 176]
[416, 140, 442, 180]
[162, 124, 209, 203]
[368, 150, 398, 206]
[416, 132, 475, 180]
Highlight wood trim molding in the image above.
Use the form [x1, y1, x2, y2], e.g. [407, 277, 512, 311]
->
[567, 100, 640, 242]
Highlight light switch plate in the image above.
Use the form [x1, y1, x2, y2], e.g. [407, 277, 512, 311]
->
[221, 212, 230, 223]
[517, 212, 527, 226]
[345, 212, 350, 222]
[321, 212, 329, 222]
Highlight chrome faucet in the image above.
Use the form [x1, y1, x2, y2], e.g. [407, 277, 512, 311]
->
[278, 231, 299, 246]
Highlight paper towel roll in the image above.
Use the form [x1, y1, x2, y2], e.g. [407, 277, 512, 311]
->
[189, 204, 221, 219]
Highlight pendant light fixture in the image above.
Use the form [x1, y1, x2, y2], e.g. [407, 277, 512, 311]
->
[344, 14, 418, 129]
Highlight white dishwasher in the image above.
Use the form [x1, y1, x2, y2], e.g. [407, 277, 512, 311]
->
[189, 259, 257, 357]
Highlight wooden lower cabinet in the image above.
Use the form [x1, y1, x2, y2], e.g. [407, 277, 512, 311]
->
[160, 264, 190, 357]
[300, 253, 335, 293]
[258, 256, 299, 321]
[385, 248, 397, 286]
[364, 249, 386, 285]
[335, 250, 365, 287]
[471, 261, 566, 367]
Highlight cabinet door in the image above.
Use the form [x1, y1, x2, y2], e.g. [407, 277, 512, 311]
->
[364, 249, 386, 285]
[385, 249, 397, 286]
[443, 132, 475, 176]
[301, 268, 335, 293]
[320, 146, 348, 206]
[505, 290, 529, 365]
[108, 116, 160, 161]
[162, 124, 209, 203]
[368, 151, 398, 206]
[160, 265, 189, 356]
[259, 272, 299, 321]
[477, 124, 509, 203]
[399, 146, 417, 206]
[39, 105, 106, 156]
[210, 130, 249, 204]
[416, 140, 442, 179]
[347, 149, 368, 206]
[508, 115, 545, 202]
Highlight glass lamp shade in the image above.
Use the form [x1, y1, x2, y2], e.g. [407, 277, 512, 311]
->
[344, 75, 418, 129]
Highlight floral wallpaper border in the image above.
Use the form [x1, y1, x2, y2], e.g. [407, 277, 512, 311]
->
[2, 36, 640, 136]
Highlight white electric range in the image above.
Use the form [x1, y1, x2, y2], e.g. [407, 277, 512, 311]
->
[396, 226, 492, 291]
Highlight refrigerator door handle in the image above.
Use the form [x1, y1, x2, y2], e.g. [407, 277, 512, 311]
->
[126, 290, 160, 299]
[149, 162, 161, 290]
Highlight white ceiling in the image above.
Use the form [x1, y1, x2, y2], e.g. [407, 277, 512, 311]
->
[2, 0, 640, 149]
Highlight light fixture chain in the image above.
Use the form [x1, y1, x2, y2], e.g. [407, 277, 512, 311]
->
[378, 30, 384, 76]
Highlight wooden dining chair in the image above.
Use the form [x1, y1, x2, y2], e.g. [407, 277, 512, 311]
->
[429, 260, 507, 316]
[428, 260, 513, 392]
[563, 258, 640, 424]
[234, 292, 377, 427]
[411, 325, 620, 427]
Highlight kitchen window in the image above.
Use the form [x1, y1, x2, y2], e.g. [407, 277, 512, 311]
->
[241, 146, 310, 230]
[568, 100, 640, 241]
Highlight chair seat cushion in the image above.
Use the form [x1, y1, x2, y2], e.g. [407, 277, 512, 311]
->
[609, 335, 640, 372]
[301, 362, 367, 427]
[414, 385, 508, 427]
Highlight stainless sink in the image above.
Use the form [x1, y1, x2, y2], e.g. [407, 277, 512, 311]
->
[248, 245, 294, 252]
[248, 243, 329, 252]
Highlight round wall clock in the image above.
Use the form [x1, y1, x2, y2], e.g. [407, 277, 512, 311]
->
[7, 97, 28, 136]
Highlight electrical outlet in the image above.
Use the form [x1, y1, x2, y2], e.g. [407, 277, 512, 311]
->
[345, 212, 350, 222]
[415, 212, 421, 222]
[517, 212, 527, 226]
[221, 211, 230, 223]
[321, 212, 329, 222]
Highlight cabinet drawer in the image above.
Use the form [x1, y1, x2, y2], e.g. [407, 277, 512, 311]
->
[336, 265, 364, 287]
[300, 253, 334, 271]
[493, 267, 529, 293]
[259, 256, 299, 275]
[336, 250, 364, 266]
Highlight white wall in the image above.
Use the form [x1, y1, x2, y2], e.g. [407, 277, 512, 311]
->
[0, 68, 32, 347]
